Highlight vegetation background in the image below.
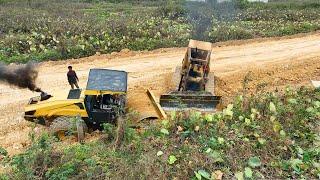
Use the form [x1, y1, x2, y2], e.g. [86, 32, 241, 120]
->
[0, 0, 319, 63]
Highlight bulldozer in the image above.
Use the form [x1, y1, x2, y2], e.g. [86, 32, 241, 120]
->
[160, 40, 221, 111]
[24, 69, 127, 140]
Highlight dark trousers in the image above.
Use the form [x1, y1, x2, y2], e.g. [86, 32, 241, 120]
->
[70, 82, 79, 89]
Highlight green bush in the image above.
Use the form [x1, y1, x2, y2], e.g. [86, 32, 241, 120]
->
[0, 147, 7, 156]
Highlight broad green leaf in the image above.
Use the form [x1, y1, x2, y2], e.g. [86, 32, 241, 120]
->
[223, 104, 234, 118]
[250, 113, 255, 120]
[273, 121, 282, 133]
[280, 130, 286, 137]
[156, 151, 163, 156]
[160, 128, 169, 135]
[269, 102, 276, 113]
[245, 118, 251, 125]
[288, 98, 297, 104]
[235, 171, 244, 180]
[53, 36, 58, 42]
[161, 120, 169, 127]
[238, 95, 243, 102]
[223, 109, 233, 118]
[205, 148, 212, 153]
[218, 137, 225, 144]
[248, 156, 261, 168]
[258, 138, 266, 145]
[209, 150, 224, 163]
[244, 167, 253, 178]
[39, 44, 45, 50]
[30, 46, 37, 52]
[194, 171, 202, 180]
[198, 170, 211, 179]
[290, 158, 302, 173]
[227, 104, 234, 109]
[255, 171, 265, 178]
[306, 107, 314, 112]
[296, 146, 303, 155]
[168, 155, 177, 165]
[251, 108, 258, 114]
[270, 115, 276, 122]
[204, 114, 213, 122]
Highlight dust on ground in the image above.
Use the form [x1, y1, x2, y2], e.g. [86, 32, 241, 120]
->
[0, 33, 319, 155]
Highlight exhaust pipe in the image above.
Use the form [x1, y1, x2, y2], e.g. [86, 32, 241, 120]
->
[40, 91, 52, 101]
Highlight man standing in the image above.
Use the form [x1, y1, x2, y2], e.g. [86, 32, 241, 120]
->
[67, 66, 79, 89]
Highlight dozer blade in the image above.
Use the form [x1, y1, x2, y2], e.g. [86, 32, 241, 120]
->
[159, 91, 221, 111]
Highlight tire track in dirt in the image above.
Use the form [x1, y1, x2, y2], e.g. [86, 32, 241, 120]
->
[0, 33, 319, 155]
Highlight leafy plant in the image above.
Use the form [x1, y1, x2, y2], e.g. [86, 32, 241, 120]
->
[248, 156, 261, 168]
[168, 155, 177, 165]
[0, 147, 8, 156]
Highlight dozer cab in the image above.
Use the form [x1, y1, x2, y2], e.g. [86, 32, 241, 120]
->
[24, 69, 127, 139]
[160, 40, 221, 111]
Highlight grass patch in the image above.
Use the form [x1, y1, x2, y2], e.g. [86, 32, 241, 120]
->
[1, 87, 319, 179]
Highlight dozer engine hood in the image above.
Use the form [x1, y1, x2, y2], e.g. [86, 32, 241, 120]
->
[25, 99, 88, 121]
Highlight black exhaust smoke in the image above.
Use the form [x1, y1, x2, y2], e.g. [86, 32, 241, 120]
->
[0, 62, 42, 92]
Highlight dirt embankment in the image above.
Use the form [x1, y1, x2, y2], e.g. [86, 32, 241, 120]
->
[0, 33, 319, 155]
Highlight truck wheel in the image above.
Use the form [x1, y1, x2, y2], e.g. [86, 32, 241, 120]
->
[76, 119, 87, 143]
[50, 116, 87, 142]
[50, 116, 75, 134]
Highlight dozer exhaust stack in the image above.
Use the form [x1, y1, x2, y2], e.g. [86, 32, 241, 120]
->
[160, 92, 221, 111]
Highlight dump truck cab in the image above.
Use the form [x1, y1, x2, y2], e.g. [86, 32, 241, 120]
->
[24, 69, 127, 129]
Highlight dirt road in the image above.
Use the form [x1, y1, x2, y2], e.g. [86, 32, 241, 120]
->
[0, 33, 319, 155]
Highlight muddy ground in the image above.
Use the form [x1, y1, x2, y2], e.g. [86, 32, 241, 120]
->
[0, 32, 319, 155]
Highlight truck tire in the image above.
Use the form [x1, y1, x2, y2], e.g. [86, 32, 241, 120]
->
[50, 116, 75, 134]
[50, 116, 87, 142]
[76, 119, 87, 143]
